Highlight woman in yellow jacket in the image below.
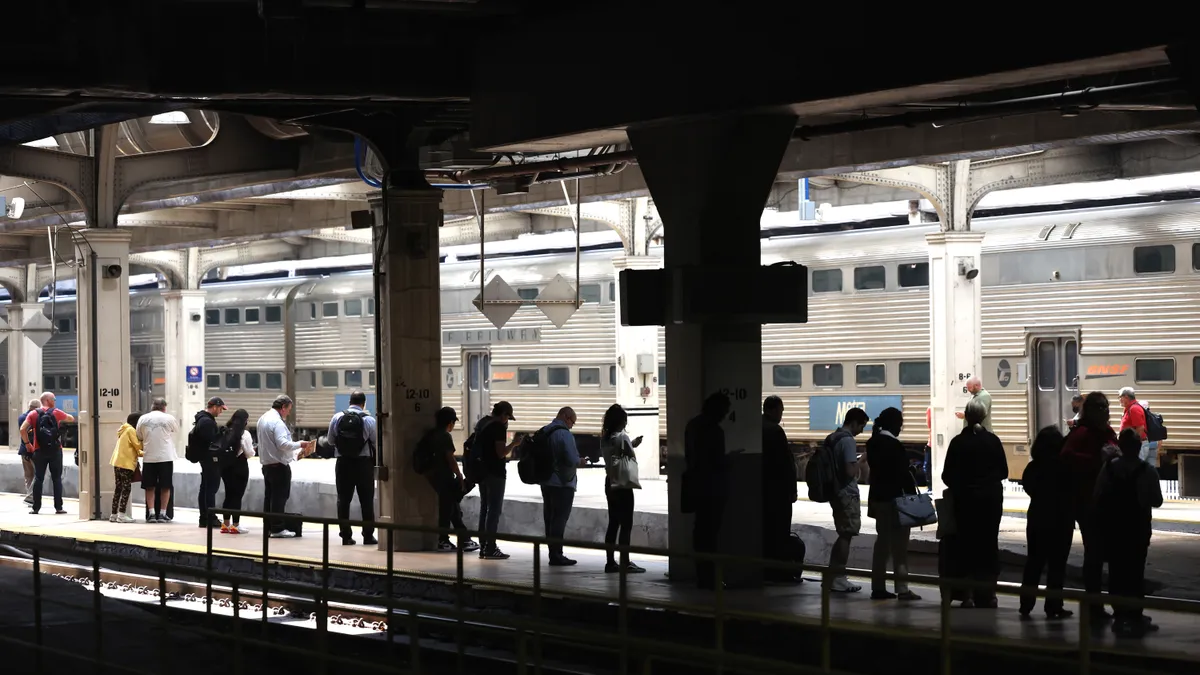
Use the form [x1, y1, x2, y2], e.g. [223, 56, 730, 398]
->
[110, 412, 143, 523]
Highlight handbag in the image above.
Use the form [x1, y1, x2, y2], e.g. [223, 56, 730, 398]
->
[614, 455, 641, 489]
[935, 490, 957, 539]
[132, 462, 142, 484]
[893, 471, 937, 528]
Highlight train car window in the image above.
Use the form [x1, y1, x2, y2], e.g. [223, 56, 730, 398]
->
[1135, 358, 1175, 384]
[225, 373, 241, 390]
[368, 371, 376, 388]
[206, 309, 220, 326]
[59, 376, 72, 390]
[609, 365, 617, 386]
[899, 361, 931, 386]
[855, 364, 885, 386]
[853, 266, 886, 291]
[321, 370, 338, 387]
[518, 368, 540, 386]
[309, 303, 318, 320]
[813, 363, 843, 387]
[518, 288, 538, 305]
[811, 269, 842, 293]
[580, 284, 602, 304]
[207, 374, 220, 389]
[1037, 342, 1056, 390]
[345, 299, 363, 317]
[224, 308, 240, 325]
[772, 365, 802, 387]
[0, 375, 6, 391]
[367, 298, 375, 316]
[897, 263, 929, 288]
[265, 373, 283, 390]
[345, 370, 363, 387]
[322, 302, 339, 318]
[1194, 243, 1200, 271]
[310, 372, 317, 389]
[608, 282, 616, 303]
[658, 365, 666, 387]
[245, 373, 262, 390]
[1194, 356, 1200, 384]
[548, 367, 569, 386]
[245, 308, 260, 324]
[43, 375, 55, 390]
[579, 367, 601, 386]
[1065, 340, 1078, 387]
[56, 318, 72, 333]
[1133, 245, 1175, 274]
[265, 306, 282, 323]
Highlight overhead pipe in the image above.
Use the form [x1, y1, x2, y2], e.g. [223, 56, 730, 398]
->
[793, 78, 1184, 140]
[432, 150, 637, 183]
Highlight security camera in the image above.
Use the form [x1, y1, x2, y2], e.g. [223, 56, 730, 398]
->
[957, 258, 979, 281]
[2, 196, 24, 219]
[190, 313, 202, 322]
[102, 264, 122, 279]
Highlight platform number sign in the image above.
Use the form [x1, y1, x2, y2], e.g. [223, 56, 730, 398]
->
[186, 366, 203, 384]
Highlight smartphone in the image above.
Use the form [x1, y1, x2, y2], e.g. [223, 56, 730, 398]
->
[633, 435, 644, 448]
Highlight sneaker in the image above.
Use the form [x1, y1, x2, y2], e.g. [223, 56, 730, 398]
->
[220, 525, 232, 534]
[461, 540, 480, 553]
[362, 535, 378, 546]
[548, 557, 577, 567]
[1045, 608, 1074, 620]
[342, 537, 356, 546]
[897, 591, 921, 601]
[24, 496, 33, 505]
[147, 515, 160, 523]
[228, 525, 249, 534]
[28, 510, 38, 515]
[606, 562, 645, 574]
[269, 530, 297, 539]
[437, 541, 457, 552]
[479, 548, 510, 560]
[830, 577, 862, 593]
[55, 509, 68, 515]
[109, 514, 118, 523]
[159, 515, 173, 524]
[115, 515, 136, 524]
[871, 590, 897, 600]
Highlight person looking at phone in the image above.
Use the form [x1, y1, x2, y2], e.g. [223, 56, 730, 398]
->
[601, 404, 645, 574]
[475, 401, 524, 560]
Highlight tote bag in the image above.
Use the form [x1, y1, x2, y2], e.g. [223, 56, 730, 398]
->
[612, 437, 641, 489]
[893, 473, 937, 528]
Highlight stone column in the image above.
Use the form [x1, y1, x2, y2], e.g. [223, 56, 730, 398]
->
[7, 302, 44, 448]
[74, 228, 132, 520]
[926, 231, 985, 495]
[612, 254, 661, 477]
[162, 289, 207, 450]
[374, 180, 442, 551]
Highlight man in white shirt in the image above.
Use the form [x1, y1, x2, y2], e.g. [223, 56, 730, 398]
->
[137, 397, 180, 523]
[257, 395, 316, 538]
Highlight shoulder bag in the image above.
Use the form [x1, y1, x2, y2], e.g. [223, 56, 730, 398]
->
[894, 470, 938, 529]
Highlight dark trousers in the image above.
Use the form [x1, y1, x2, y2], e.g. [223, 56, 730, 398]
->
[1076, 508, 1107, 612]
[221, 458, 250, 524]
[949, 494, 1002, 604]
[763, 501, 794, 579]
[430, 475, 468, 544]
[477, 474, 506, 552]
[198, 459, 221, 524]
[1020, 521, 1073, 613]
[1108, 537, 1149, 622]
[540, 485, 575, 560]
[335, 456, 375, 539]
[605, 484, 634, 564]
[31, 449, 64, 513]
[262, 464, 292, 534]
[693, 496, 726, 587]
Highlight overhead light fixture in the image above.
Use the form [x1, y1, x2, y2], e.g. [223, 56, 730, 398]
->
[149, 111, 190, 125]
[22, 136, 58, 148]
[1, 196, 25, 219]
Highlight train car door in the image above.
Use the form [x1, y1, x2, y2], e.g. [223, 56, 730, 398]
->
[463, 349, 491, 431]
[134, 360, 154, 412]
[1031, 335, 1079, 434]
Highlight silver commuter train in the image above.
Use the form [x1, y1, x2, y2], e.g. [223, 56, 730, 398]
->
[5, 199, 1199, 477]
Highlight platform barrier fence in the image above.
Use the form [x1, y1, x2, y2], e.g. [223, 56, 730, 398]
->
[2, 508, 1199, 675]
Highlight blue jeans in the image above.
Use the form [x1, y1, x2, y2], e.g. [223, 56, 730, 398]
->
[1140, 441, 1158, 468]
[477, 474, 507, 552]
[540, 485, 576, 560]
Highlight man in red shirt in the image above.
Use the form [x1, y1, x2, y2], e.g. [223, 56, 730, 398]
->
[1118, 386, 1157, 467]
[19, 392, 76, 515]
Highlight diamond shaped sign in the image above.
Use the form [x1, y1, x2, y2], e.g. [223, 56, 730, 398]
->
[0, 316, 8, 346]
[22, 312, 54, 348]
[472, 275, 522, 329]
[535, 274, 579, 329]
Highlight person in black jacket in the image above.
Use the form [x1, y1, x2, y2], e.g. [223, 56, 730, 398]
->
[193, 397, 227, 529]
[684, 392, 732, 589]
[1019, 426, 1075, 618]
[762, 396, 800, 583]
[866, 407, 920, 600]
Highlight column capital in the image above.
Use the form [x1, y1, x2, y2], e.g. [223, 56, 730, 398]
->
[612, 254, 661, 271]
[72, 227, 132, 246]
[161, 289, 207, 300]
[925, 230, 986, 247]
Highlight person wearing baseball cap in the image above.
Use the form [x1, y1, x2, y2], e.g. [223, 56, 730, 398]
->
[417, 406, 479, 553]
[193, 397, 228, 529]
[474, 400, 524, 559]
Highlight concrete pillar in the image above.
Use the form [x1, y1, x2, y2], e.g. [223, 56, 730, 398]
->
[374, 180, 441, 551]
[612, 254, 661, 478]
[7, 302, 44, 448]
[628, 113, 798, 587]
[926, 231, 985, 495]
[74, 228, 132, 520]
[162, 290, 206, 450]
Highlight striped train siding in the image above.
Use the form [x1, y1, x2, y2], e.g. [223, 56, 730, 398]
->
[292, 318, 375, 429]
[0, 323, 9, 418]
[208, 322, 290, 426]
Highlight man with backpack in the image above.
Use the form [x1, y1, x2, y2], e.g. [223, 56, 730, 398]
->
[327, 390, 378, 546]
[538, 407, 581, 566]
[813, 407, 868, 593]
[1118, 387, 1166, 468]
[468, 401, 524, 560]
[190, 397, 227, 529]
[414, 406, 479, 553]
[19, 391, 75, 515]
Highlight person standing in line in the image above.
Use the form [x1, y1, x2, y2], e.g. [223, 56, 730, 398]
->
[219, 409, 256, 535]
[684, 392, 733, 590]
[1068, 393, 1084, 429]
[601, 404, 645, 574]
[473, 401, 524, 560]
[108, 412, 143, 523]
[761, 396, 799, 583]
[21, 391, 76, 516]
[193, 397, 227, 529]
[823, 407, 868, 593]
[955, 376, 993, 432]
[328, 390, 378, 546]
[923, 406, 933, 493]
[257, 395, 317, 539]
[137, 397, 180, 523]
[866, 407, 920, 601]
[18, 399, 40, 505]
[1117, 387, 1157, 468]
[417, 407, 479, 553]
[540, 407, 581, 567]
[1019, 426, 1074, 619]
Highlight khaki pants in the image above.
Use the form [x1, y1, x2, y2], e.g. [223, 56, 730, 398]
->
[870, 500, 911, 594]
[21, 455, 35, 498]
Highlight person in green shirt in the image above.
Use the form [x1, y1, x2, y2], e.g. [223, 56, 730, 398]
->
[956, 376, 994, 432]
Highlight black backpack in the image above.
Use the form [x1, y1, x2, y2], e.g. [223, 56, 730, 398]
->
[211, 427, 241, 468]
[412, 432, 441, 475]
[1141, 403, 1168, 442]
[805, 430, 849, 503]
[517, 426, 556, 485]
[463, 418, 492, 481]
[185, 422, 207, 464]
[35, 408, 62, 453]
[335, 410, 368, 457]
